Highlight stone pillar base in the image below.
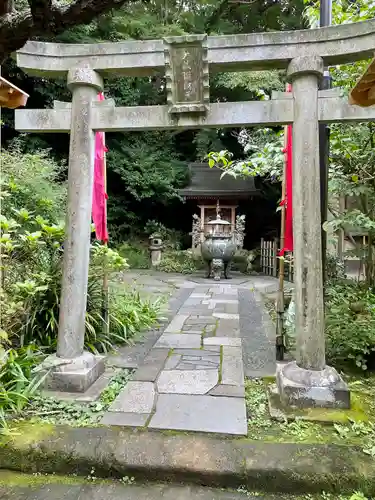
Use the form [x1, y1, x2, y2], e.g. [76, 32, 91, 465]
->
[276, 361, 350, 409]
[42, 351, 105, 393]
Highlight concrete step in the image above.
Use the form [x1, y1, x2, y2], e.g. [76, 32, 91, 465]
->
[0, 473, 292, 500]
[0, 424, 373, 496]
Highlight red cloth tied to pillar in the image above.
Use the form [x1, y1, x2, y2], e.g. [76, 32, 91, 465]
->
[279, 84, 293, 255]
[92, 92, 109, 243]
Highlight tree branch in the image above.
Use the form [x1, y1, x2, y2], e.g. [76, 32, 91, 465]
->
[27, 0, 52, 29]
[0, 0, 135, 63]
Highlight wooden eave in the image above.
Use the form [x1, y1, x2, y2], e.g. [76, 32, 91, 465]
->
[0, 76, 29, 109]
[349, 56, 375, 107]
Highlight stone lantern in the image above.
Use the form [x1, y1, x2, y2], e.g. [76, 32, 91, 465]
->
[149, 233, 163, 268]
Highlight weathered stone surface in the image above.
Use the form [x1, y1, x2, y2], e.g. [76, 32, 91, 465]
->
[42, 367, 116, 402]
[179, 307, 211, 315]
[173, 348, 205, 356]
[56, 72, 103, 362]
[17, 21, 375, 81]
[2, 423, 375, 493]
[204, 337, 241, 347]
[109, 381, 155, 413]
[155, 334, 201, 349]
[132, 349, 169, 382]
[185, 316, 217, 324]
[149, 394, 247, 435]
[239, 288, 276, 378]
[209, 384, 245, 398]
[203, 299, 238, 305]
[276, 361, 350, 409]
[195, 364, 218, 370]
[222, 347, 244, 387]
[213, 313, 240, 320]
[164, 314, 190, 333]
[204, 346, 221, 353]
[100, 412, 149, 427]
[181, 329, 203, 334]
[107, 332, 159, 369]
[216, 318, 240, 338]
[44, 352, 105, 393]
[157, 370, 218, 394]
[0, 477, 269, 500]
[287, 57, 325, 372]
[164, 354, 182, 370]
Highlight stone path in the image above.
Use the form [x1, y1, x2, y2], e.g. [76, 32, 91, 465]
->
[103, 272, 280, 436]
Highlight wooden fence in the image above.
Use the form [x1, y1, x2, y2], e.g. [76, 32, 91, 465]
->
[260, 238, 294, 282]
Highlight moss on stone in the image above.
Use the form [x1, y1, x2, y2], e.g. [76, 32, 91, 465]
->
[0, 470, 103, 487]
[0, 422, 56, 448]
[245, 378, 375, 446]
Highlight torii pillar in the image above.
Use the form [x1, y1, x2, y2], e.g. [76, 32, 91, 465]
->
[45, 67, 106, 392]
[275, 56, 350, 409]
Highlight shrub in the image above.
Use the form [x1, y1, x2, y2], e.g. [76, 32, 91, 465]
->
[1, 150, 163, 352]
[117, 241, 149, 269]
[0, 150, 164, 427]
[158, 250, 201, 274]
[325, 281, 375, 372]
[0, 343, 46, 429]
[144, 220, 183, 250]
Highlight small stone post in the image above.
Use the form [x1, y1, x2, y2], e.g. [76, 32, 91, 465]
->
[275, 56, 350, 409]
[46, 67, 105, 393]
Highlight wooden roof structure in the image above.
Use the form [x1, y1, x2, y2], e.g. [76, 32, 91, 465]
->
[349, 56, 375, 107]
[0, 76, 29, 109]
[178, 162, 258, 200]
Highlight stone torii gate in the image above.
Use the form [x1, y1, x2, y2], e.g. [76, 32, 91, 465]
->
[14, 21, 375, 409]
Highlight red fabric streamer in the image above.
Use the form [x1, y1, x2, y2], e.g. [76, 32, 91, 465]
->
[92, 92, 109, 243]
[279, 84, 293, 255]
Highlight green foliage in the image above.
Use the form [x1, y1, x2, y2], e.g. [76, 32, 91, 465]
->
[117, 241, 150, 269]
[0, 150, 162, 430]
[208, 128, 284, 182]
[0, 345, 46, 431]
[24, 369, 132, 426]
[325, 282, 375, 372]
[143, 220, 184, 250]
[1, 148, 66, 223]
[158, 250, 201, 274]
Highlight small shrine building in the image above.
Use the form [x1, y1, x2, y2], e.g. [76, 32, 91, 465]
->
[178, 162, 258, 249]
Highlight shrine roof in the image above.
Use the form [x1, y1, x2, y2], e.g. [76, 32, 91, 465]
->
[0, 76, 29, 109]
[349, 56, 375, 107]
[178, 162, 257, 199]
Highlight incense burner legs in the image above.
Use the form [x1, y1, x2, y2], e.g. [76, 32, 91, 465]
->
[206, 259, 231, 280]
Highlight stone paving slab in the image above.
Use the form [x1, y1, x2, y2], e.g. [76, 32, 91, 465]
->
[101, 411, 149, 427]
[213, 313, 240, 320]
[222, 347, 245, 387]
[157, 370, 218, 395]
[238, 288, 276, 378]
[154, 333, 202, 349]
[165, 314, 190, 333]
[204, 337, 241, 347]
[149, 394, 247, 435]
[109, 381, 155, 414]
[209, 384, 245, 398]
[132, 349, 169, 382]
